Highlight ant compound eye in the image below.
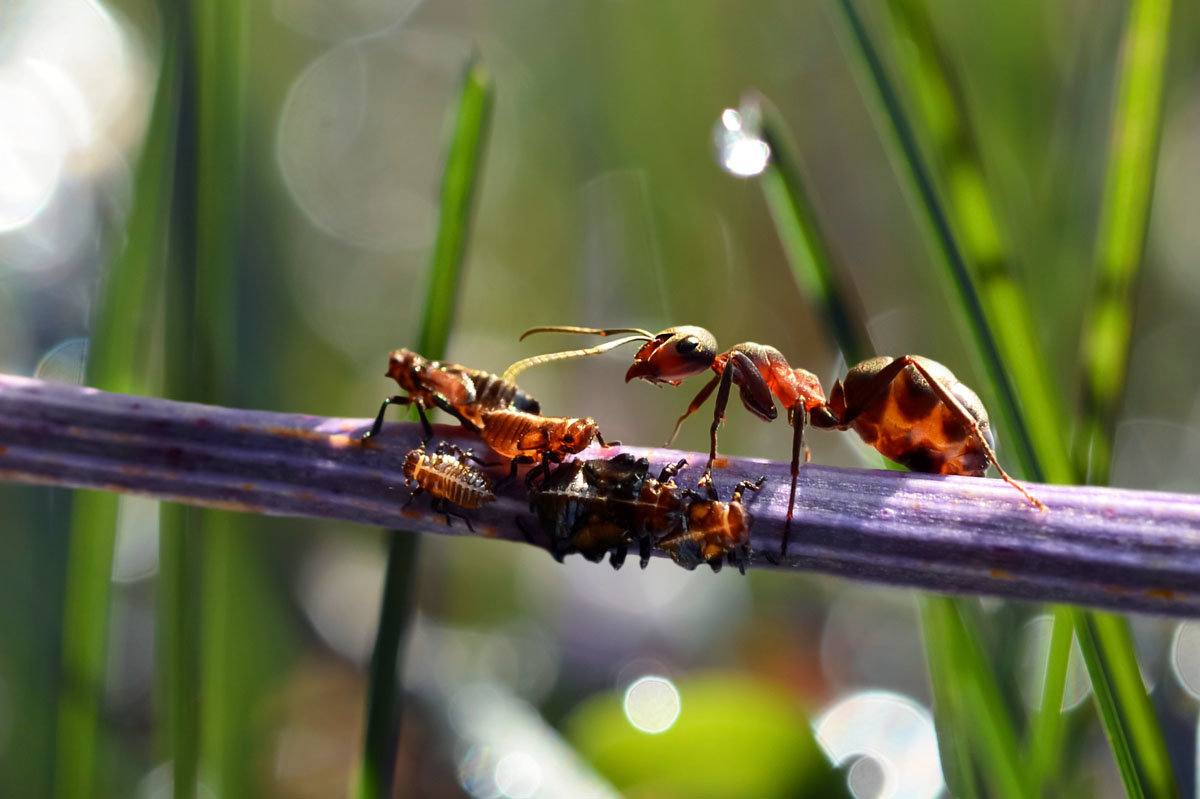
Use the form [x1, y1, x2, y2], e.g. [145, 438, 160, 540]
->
[676, 336, 699, 354]
[562, 434, 575, 444]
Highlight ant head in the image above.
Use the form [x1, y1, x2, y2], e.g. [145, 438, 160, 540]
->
[386, 348, 426, 388]
[624, 326, 718, 385]
[556, 418, 599, 454]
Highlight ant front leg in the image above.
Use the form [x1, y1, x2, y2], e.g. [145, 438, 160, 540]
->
[363, 395, 417, 442]
[666, 374, 720, 447]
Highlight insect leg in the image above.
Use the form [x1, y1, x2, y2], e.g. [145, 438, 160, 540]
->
[363, 395, 414, 441]
[666, 374, 720, 447]
[609, 544, 628, 570]
[657, 458, 688, 483]
[702, 366, 737, 481]
[896, 357, 1047, 511]
[783, 406, 806, 558]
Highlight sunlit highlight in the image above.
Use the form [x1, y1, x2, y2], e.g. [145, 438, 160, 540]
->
[714, 107, 770, 178]
[623, 675, 680, 734]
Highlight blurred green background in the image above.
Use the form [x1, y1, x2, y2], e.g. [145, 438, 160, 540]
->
[3, 0, 1200, 796]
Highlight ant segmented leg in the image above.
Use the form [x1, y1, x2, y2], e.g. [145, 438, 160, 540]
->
[639, 535, 652, 569]
[609, 545, 628, 570]
[363, 395, 416, 442]
[665, 375, 720, 447]
[703, 366, 737, 480]
[783, 407, 806, 558]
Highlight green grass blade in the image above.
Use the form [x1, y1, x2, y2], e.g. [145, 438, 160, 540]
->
[838, 1, 1179, 795]
[750, 94, 873, 365]
[742, 71, 1030, 797]
[1027, 605, 1074, 791]
[53, 21, 181, 799]
[874, 2, 1083, 786]
[880, 0, 1073, 486]
[417, 58, 494, 358]
[1072, 609, 1175, 798]
[918, 598, 982, 799]
[357, 56, 494, 799]
[188, 1, 249, 796]
[1075, 0, 1172, 487]
[1070, 1, 1176, 796]
[744, 100, 1029, 799]
[833, 0, 1043, 484]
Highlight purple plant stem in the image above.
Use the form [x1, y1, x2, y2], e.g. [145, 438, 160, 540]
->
[2, 372, 1199, 615]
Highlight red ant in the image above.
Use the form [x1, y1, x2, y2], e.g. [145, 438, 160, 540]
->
[512, 325, 1046, 554]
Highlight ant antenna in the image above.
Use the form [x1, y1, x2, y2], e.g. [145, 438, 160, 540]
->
[519, 325, 653, 342]
[503, 335, 651, 382]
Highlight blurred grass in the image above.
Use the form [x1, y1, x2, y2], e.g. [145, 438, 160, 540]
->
[1070, 0, 1176, 796]
[832, 1, 1177, 795]
[753, 81, 1029, 796]
[355, 56, 494, 799]
[751, 94, 873, 365]
[52, 8, 182, 796]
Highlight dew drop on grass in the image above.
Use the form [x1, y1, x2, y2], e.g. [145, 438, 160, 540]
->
[714, 107, 770, 178]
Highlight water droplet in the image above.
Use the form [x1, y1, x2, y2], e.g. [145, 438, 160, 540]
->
[714, 107, 770, 178]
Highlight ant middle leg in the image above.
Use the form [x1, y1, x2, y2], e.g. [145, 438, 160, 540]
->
[783, 407, 806, 557]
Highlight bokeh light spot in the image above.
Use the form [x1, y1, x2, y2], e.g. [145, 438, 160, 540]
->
[493, 751, 542, 799]
[815, 690, 943, 799]
[1171, 620, 1200, 700]
[623, 675, 680, 734]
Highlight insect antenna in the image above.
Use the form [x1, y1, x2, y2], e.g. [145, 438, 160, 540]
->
[519, 325, 653, 341]
[502, 334, 651, 382]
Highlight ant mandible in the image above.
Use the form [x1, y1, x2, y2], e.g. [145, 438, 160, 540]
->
[508, 325, 1046, 553]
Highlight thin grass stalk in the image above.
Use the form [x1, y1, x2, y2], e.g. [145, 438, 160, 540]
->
[746, 86, 1029, 796]
[52, 17, 182, 798]
[832, 0, 1042, 484]
[160, 10, 202, 797]
[750, 95, 873, 365]
[1028, 604, 1074, 791]
[356, 56, 494, 799]
[1075, 0, 1172, 488]
[188, 0, 248, 795]
[833, 2, 1178, 794]
[1071, 1, 1176, 795]
[918, 598, 982, 799]
[877, 0, 1082, 783]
